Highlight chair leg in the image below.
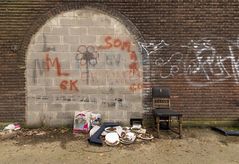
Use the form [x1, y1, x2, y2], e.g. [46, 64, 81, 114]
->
[156, 117, 160, 138]
[179, 116, 183, 139]
[169, 116, 171, 128]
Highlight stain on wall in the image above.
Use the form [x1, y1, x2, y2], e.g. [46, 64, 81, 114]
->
[26, 9, 143, 126]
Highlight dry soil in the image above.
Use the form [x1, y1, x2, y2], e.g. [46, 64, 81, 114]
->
[0, 128, 239, 164]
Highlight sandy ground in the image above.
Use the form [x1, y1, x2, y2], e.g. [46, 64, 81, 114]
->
[0, 128, 239, 164]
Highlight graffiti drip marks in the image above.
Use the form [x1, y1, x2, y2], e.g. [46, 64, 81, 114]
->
[29, 94, 126, 107]
[32, 59, 45, 84]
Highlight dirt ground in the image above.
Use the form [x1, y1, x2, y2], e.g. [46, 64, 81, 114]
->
[0, 127, 239, 164]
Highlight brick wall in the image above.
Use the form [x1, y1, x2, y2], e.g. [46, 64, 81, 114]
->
[0, 0, 239, 125]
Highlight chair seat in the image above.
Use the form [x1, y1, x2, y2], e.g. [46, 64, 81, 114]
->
[153, 108, 182, 117]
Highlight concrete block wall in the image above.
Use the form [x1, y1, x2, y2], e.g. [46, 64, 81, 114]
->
[26, 9, 143, 126]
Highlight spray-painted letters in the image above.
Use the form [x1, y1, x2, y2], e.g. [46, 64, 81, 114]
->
[101, 36, 142, 91]
[139, 37, 239, 87]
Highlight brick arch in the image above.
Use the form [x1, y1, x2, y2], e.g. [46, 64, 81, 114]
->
[24, 4, 145, 126]
[19, 3, 144, 58]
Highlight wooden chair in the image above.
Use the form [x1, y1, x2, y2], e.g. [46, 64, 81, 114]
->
[153, 97, 171, 109]
[152, 87, 183, 138]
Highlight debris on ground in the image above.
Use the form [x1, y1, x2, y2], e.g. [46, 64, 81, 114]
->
[0, 113, 155, 148]
[73, 111, 102, 134]
[0, 123, 21, 140]
[105, 132, 120, 146]
[88, 123, 154, 146]
[3, 123, 21, 131]
[0, 130, 17, 140]
[212, 127, 239, 136]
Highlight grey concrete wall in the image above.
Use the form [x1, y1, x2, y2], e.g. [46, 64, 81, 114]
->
[26, 9, 143, 127]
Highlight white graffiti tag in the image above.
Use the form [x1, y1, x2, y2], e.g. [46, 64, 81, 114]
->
[139, 37, 239, 87]
[138, 40, 169, 56]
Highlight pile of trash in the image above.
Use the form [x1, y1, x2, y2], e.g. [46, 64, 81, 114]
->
[73, 111, 153, 146]
[88, 123, 154, 146]
[0, 111, 154, 147]
[0, 123, 21, 140]
[94, 125, 154, 146]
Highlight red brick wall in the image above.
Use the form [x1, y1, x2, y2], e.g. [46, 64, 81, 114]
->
[0, 0, 239, 123]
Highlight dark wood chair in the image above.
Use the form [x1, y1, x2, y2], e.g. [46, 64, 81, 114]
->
[152, 87, 183, 138]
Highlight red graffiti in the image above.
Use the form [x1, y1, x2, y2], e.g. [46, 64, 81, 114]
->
[129, 62, 140, 77]
[130, 51, 137, 61]
[60, 80, 68, 90]
[70, 80, 78, 91]
[45, 53, 69, 76]
[100, 36, 141, 92]
[99, 36, 131, 52]
[60, 80, 79, 91]
[129, 83, 142, 92]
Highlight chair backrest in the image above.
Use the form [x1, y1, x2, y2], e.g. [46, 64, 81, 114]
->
[152, 87, 170, 98]
[153, 98, 170, 109]
[152, 87, 171, 109]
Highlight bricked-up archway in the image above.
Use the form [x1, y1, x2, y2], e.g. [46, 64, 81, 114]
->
[25, 7, 144, 126]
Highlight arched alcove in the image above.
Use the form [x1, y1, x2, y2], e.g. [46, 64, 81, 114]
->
[25, 8, 144, 126]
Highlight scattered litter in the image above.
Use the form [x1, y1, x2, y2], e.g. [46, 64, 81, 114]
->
[104, 126, 125, 136]
[72, 110, 153, 147]
[0, 123, 21, 140]
[131, 124, 142, 130]
[137, 133, 154, 140]
[212, 127, 239, 136]
[102, 125, 153, 146]
[90, 113, 101, 127]
[61, 129, 69, 134]
[115, 126, 123, 137]
[101, 131, 108, 136]
[73, 111, 102, 134]
[105, 127, 117, 133]
[89, 126, 100, 137]
[73, 111, 91, 134]
[3, 123, 21, 131]
[105, 132, 120, 146]
[122, 127, 131, 132]
[88, 122, 119, 145]
[0, 131, 17, 140]
[36, 131, 47, 136]
[132, 128, 147, 134]
[120, 132, 136, 145]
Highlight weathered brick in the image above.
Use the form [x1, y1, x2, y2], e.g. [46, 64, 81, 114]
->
[88, 27, 114, 35]
[57, 112, 74, 119]
[1, 0, 239, 127]
[54, 45, 70, 52]
[60, 18, 77, 26]
[25, 111, 42, 127]
[65, 104, 81, 111]
[47, 104, 63, 111]
[70, 27, 87, 35]
[36, 35, 61, 43]
[63, 36, 79, 44]
[79, 35, 96, 44]
[77, 18, 94, 26]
